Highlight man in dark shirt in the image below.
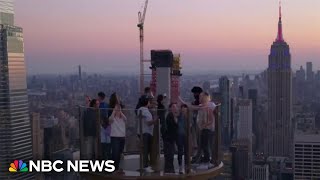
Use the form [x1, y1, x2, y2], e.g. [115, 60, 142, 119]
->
[98, 92, 109, 121]
[135, 87, 153, 115]
[190, 86, 203, 164]
[157, 94, 167, 137]
[83, 99, 99, 160]
[163, 103, 178, 174]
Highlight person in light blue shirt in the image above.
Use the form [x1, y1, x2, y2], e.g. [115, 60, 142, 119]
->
[98, 92, 111, 159]
[100, 121, 111, 160]
[137, 98, 157, 173]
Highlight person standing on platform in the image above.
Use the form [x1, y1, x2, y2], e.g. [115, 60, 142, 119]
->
[108, 92, 124, 117]
[196, 92, 216, 169]
[190, 86, 203, 164]
[163, 103, 179, 174]
[98, 92, 111, 160]
[83, 99, 99, 160]
[179, 91, 216, 169]
[138, 98, 158, 173]
[135, 87, 153, 115]
[177, 104, 190, 174]
[109, 104, 127, 173]
[157, 94, 167, 139]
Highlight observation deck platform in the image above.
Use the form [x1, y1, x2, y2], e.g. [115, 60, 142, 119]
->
[78, 104, 223, 180]
[82, 154, 223, 180]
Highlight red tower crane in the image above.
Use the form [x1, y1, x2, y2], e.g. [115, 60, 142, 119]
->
[137, 0, 149, 95]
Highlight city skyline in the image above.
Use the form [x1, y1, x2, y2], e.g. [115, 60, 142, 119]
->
[1, 1, 318, 179]
[14, 0, 320, 74]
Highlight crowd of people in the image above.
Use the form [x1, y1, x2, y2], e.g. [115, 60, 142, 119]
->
[82, 86, 218, 175]
[83, 92, 126, 174]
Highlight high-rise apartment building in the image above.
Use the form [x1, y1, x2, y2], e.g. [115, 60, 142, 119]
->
[294, 132, 320, 179]
[31, 113, 44, 180]
[230, 139, 251, 180]
[0, 0, 14, 25]
[306, 62, 313, 82]
[316, 70, 320, 82]
[296, 66, 306, 82]
[237, 99, 253, 144]
[248, 89, 258, 152]
[31, 113, 44, 160]
[0, 0, 33, 179]
[266, 3, 292, 157]
[219, 76, 231, 147]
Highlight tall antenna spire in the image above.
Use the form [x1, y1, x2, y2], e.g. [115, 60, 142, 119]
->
[276, 0, 284, 42]
[279, 0, 282, 19]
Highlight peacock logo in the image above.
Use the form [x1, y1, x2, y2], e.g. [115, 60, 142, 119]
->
[9, 160, 28, 172]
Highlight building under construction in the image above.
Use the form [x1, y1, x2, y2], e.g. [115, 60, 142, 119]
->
[149, 50, 182, 103]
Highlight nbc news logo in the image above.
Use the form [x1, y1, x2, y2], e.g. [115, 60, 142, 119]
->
[9, 160, 28, 172]
[9, 159, 115, 173]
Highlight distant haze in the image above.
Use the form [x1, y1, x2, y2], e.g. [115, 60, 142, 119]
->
[15, 0, 320, 74]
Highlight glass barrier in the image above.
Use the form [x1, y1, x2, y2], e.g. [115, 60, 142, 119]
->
[77, 104, 221, 177]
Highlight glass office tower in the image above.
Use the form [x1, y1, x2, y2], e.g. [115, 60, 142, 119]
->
[0, 0, 14, 25]
[0, 0, 34, 179]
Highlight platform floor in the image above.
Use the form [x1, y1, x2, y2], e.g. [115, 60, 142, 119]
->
[116, 154, 221, 177]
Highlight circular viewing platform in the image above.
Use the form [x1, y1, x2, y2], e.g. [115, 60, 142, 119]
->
[78, 104, 224, 180]
[82, 154, 224, 180]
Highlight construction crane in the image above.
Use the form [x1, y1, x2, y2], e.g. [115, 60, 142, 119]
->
[137, 0, 149, 95]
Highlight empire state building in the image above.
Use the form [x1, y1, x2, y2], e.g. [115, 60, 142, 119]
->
[265, 2, 292, 157]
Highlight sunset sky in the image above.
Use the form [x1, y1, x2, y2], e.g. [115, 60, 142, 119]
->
[15, 0, 320, 74]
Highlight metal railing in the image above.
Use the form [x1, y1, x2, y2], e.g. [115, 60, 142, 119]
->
[77, 104, 222, 177]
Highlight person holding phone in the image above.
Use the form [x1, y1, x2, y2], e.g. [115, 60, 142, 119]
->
[109, 104, 127, 172]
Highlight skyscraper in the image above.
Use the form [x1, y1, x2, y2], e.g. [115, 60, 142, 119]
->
[294, 132, 320, 179]
[0, 0, 14, 25]
[266, 2, 292, 157]
[219, 76, 231, 147]
[296, 66, 306, 82]
[236, 99, 253, 176]
[306, 62, 313, 82]
[316, 70, 320, 82]
[31, 113, 43, 161]
[31, 113, 44, 180]
[78, 65, 82, 80]
[0, 0, 34, 179]
[237, 99, 252, 144]
[230, 139, 251, 179]
[248, 89, 258, 152]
